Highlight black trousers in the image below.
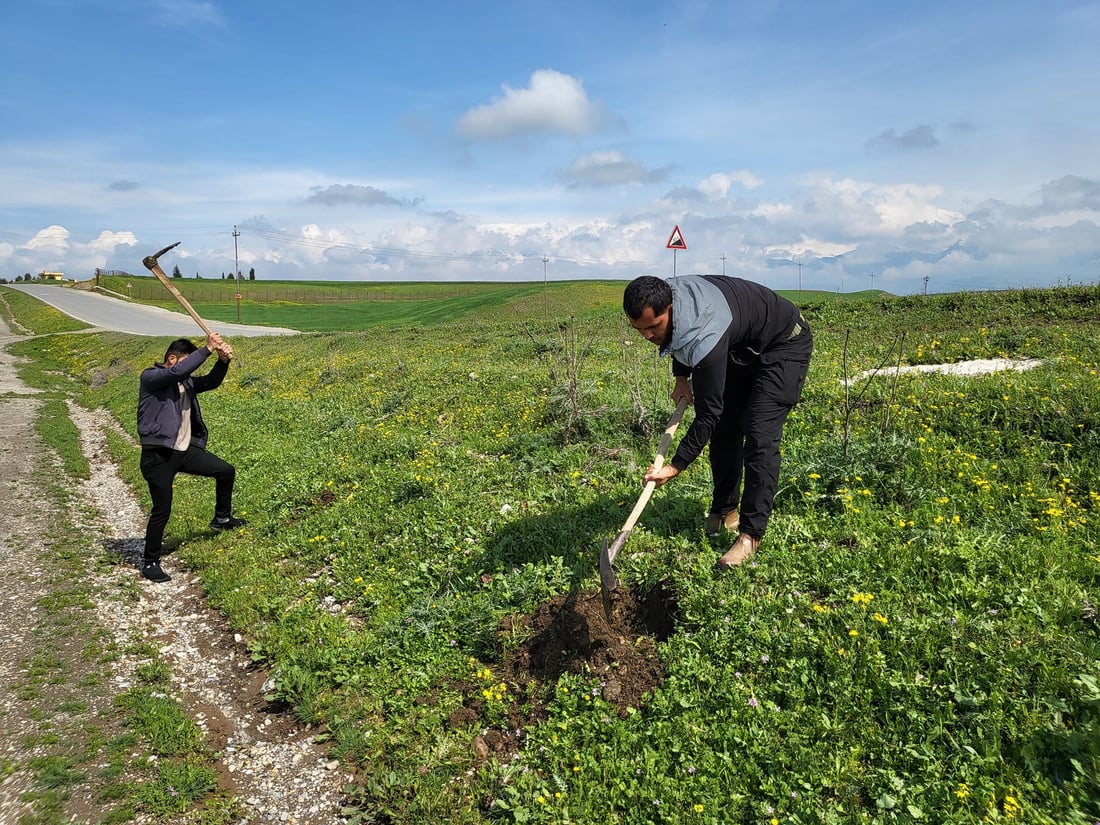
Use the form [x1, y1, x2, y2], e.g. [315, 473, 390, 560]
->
[708, 333, 812, 537]
[140, 445, 236, 562]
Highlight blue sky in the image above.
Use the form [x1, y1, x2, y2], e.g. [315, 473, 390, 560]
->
[2, 0, 1099, 294]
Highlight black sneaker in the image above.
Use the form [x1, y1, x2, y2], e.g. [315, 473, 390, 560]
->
[141, 561, 171, 583]
[210, 516, 248, 531]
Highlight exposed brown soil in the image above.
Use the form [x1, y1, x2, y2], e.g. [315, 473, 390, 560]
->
[451, 582, 678, 761]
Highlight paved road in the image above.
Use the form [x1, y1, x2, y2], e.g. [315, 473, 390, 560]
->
[8, 284, 298, 337]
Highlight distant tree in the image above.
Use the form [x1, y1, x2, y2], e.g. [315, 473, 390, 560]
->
[249, 267, 256, 281]
[172, 265, 182, 279]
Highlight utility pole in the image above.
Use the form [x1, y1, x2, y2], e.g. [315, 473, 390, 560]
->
[233, 226, 241, 322]
[797, 260, 803, 305]
[870, 271, 876, 292]
[720, 253, 726, 276]
[542, 254, 549, 315]
[922, 275, 929, 296]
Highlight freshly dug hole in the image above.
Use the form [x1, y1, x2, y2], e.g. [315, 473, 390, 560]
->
[449, 583, 678, 764]
[498, 582, 677, 714]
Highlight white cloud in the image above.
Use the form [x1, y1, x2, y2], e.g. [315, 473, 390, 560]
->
[697, 171, 764, 199]
[24, 226, 70, 251]
[0, 226, 143, 278]
[86, 231, 139, 255]
[753, 175, 964, 238]
[764, 236, 858, 260]
[456, 69, 610, 140]
[560, 151, 671, 188]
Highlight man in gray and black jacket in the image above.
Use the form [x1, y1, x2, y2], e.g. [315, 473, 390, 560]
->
[623, 274, 812, 569]
[136, 333, 246, 582]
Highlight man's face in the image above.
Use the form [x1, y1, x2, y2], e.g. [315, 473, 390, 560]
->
[629, 304, 673, 348]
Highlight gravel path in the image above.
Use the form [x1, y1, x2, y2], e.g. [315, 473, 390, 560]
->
[0, 326, 61, 821]
[0, 315, 351, 824]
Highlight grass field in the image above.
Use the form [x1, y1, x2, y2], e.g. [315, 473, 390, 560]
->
[7, 280, 1100, 824]
[86, 273, 873, 331]
[91, 273, 628, 331]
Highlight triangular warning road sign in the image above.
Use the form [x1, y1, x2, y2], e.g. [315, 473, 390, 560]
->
[666, 225, 687, 250]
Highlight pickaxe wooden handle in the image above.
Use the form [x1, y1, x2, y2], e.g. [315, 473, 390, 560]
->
[142, 242, 214, 337]
[599, 396, 690, 612]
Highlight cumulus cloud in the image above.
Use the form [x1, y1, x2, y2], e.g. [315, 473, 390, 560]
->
[697, 170, 764, 199]
[0, 226, 144, 279]
[456, 69, 610, 140]
[86, 230, 139, 255]
[24, 225, 70, 251]
[559, 151, 671, 188]
[304, 184, 422, 208]
[866, 125, 939, 152]
[752, 175, 963, 239]
[763, 236, 858, 261]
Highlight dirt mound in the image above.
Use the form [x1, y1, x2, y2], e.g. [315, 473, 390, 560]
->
[449, 583, 678, 761]
[500, 583, 676, 707]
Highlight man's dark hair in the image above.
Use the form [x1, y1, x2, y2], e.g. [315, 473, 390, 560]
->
[164, 338, 198, 362]
[623, 276, 672, 319]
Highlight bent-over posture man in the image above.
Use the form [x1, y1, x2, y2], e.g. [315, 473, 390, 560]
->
[137, 334, 246, 582]
[624, 274, 812, 568]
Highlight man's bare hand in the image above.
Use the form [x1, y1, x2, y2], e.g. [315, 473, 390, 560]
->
[644, 464, 679, 488]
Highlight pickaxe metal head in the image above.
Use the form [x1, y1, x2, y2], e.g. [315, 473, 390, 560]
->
[599, 534, 624, 618]
[142, 241, 181, 270]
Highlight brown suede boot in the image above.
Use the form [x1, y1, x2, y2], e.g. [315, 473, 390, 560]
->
[717, 532, 760, 570]
[704, 509, 740, 536]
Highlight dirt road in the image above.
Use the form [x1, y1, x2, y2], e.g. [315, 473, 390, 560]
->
[0, 315, 348, 823]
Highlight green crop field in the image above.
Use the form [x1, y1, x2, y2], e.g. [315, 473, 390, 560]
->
[91, 273, 639, 331]
[8, 281, 1100, 824]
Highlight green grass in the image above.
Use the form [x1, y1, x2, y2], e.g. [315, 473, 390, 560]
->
[95, 273, 630, 330]
[33, 398, 89, 480]
[8, 281, 1100, 823]
[0, 285, 90, 334]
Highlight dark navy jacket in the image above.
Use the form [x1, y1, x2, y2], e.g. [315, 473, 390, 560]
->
[137, 347, 227, 450]
[661, 274, 811, 471]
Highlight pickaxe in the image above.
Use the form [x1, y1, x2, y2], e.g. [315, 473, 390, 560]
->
[599, 397, 689, 616]
[142, 242, 214, 337]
